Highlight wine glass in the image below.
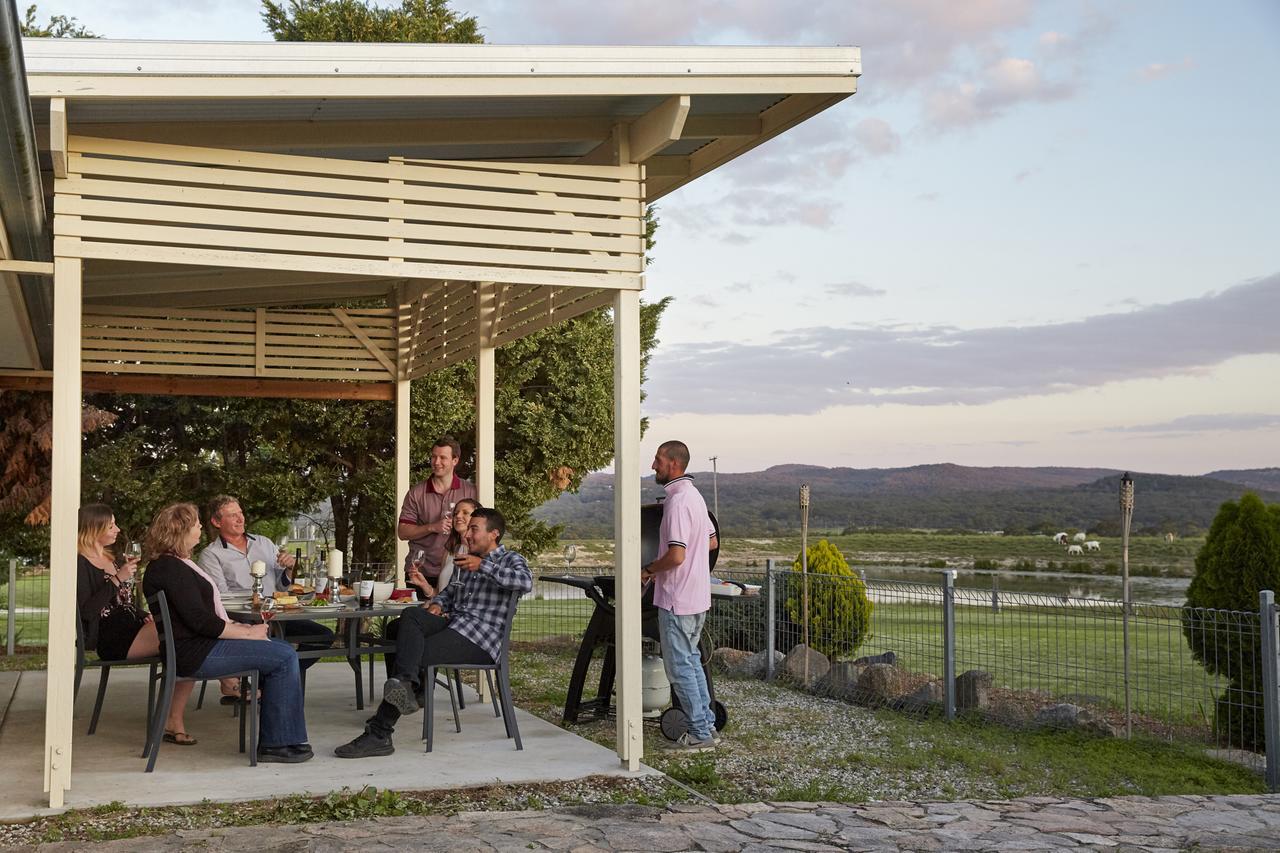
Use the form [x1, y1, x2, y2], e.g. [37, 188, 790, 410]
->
[564, 544, 577, 571]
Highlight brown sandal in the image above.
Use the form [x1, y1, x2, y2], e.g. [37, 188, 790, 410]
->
[163, 730, 198, 746]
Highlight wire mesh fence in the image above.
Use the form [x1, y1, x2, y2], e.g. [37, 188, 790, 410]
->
[8, 554, 1277, 780]
[509, 563, 1279, 774]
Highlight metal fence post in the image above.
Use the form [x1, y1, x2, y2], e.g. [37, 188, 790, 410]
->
[991, 574, 1000, 614]
[6, 559, 15, 655]
[1261, 589, 1279, 793]
[765, 559, 776, 680]
[943, 570, 956, 721]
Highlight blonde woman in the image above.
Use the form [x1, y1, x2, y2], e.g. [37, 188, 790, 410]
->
[140, 502, 312, 763]
[76, 504, 196, 745]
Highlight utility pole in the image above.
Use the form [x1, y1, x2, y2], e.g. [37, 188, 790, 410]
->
[709, 455, 720, 519]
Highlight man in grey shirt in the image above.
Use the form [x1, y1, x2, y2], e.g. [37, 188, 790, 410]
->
[196, 496, 334, 689]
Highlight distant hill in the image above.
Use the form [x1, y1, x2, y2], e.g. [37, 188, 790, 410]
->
[1204, 468, 1280, 492]
[534, 463, 1280, 538]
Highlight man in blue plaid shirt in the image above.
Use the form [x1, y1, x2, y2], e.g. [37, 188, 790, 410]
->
[336, 508, 531, 758]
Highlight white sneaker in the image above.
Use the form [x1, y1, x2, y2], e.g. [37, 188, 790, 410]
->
[662, 732, 715, 752]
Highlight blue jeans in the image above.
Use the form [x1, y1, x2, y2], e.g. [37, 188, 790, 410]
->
[657, 607, 714, 741]
[191, 638, 308, 748]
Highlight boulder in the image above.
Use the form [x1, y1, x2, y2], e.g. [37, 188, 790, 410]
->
[782, 643, 830, 687]
[853, 662, 903, 706]
[853, 650, 897, 668]
[734, 649, 784, 680]
[711, 647, 751, 672]
[814, 661, 865, 699]
[895, 680, 944, 712]
[1034, 703, 1118, 737]
[955, 669, 993, 711]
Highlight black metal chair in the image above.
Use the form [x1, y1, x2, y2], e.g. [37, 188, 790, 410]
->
[144, 591, 259, 772]
[421, 590, 523, 752]
[74, 611, 160, 736]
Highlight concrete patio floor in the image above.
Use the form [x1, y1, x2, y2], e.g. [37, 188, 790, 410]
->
[0, 664, 655, 820]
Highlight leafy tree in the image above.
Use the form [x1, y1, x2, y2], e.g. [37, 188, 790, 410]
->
[262, 0, 480, 43]
[1182, 493, 1280, 750]
[783, 539, 872, 660]
[19, 4, 97, 37]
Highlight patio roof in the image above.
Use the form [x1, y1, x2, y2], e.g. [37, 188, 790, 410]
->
[1, 33, 860, 809]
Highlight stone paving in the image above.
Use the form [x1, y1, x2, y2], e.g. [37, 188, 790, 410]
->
[17, 794, 1280, 851]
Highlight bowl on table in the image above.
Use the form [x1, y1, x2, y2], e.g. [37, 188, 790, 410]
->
[372, 581, 395, 603]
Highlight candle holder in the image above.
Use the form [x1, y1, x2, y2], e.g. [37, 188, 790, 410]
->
[250, 560, 267, 609]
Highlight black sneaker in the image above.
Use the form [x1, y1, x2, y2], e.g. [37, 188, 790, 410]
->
[257, 743, 314, 764]
[334, 731, 394, 759]
[383, 677, 420, 715]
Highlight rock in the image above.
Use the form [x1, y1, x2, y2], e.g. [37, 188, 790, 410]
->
[955, 669, 993, 711]
[1034, 703, 1118, 737]
[711, 647, 751, 672]
[783, 644, 830, 687]
[735, 649, 784, 680]
[897, 680, 944, 711]
[853, 662, 903, 706]
[814, 661, 864, 699]
[853, 650, 896, 667]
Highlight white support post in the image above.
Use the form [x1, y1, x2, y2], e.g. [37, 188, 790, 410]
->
[44, 255, 82, 808]
[475, 283, 496, 508]
[613, 288, 643, 770]
[394, 377, 410, 587]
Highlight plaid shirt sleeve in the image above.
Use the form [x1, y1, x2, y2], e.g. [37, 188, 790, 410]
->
[443, 546, 531, 661]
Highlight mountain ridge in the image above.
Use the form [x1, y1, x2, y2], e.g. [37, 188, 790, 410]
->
[534, 464, 1280, 537]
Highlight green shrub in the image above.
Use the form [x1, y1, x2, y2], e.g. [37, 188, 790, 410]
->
[783, 540, 873, 660]
[1182, 493, 1280, 750]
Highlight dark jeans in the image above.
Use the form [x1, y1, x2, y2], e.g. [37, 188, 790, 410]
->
[191, 637, 308, 748]
[366, 607, 490, 739]
[279, 619, 335, 670]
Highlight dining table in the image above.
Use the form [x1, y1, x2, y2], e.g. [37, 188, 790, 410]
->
[222, 596, 422, 709]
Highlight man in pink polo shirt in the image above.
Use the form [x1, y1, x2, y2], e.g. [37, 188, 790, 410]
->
[641, 440, 719, 752]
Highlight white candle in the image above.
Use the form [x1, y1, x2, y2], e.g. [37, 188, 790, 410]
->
[249, 560, 267, 578]
[327, 549, 343, 579]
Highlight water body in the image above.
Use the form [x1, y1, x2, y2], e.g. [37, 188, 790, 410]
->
[856, 565, 1191, 607]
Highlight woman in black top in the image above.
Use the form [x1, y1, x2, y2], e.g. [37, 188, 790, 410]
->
[77, 503, 195, 744]
[140, 502, 312, 764]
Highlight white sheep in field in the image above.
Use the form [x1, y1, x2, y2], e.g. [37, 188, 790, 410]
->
[1073, 532, 1087, 543]
[1066, 544, 1084, 556]
[1085, 540, 1101, 552]
[1053, 532, 1068, 545]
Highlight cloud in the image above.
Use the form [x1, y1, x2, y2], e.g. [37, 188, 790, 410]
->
[644, 273, 1280, 415]
[825, 281, 886, 298]
[924, 56, 1074, 130]
[852, 117, 901, 157]
[1138, 58, 1196, 80]
[1086, 413, 1280, 435]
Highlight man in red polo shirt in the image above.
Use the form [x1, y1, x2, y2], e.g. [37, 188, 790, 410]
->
[397, 436, 478, 590]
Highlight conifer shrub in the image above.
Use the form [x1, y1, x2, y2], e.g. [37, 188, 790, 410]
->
[1182, 493, 1280, 750]
[783, 539, 873, 660]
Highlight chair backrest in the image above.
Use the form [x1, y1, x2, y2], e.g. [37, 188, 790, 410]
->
[74, 606, 88, 667]
[145, 591, 179, 674]
[497, 588, 523, 660]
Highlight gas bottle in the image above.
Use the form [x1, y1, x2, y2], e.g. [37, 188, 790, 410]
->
[642, 653, 670, 716]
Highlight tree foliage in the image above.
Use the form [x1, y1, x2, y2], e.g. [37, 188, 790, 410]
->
[262, 0, 481, 43]
[19, 4, 97, 37]
[783, 539, 872, 660]
[1182, 493, 1280, 750]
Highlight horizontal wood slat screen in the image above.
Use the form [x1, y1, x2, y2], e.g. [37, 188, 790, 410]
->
[58, 136, 644, 291]
[399, 280, 614, 380]
[82, 306, 396, 382]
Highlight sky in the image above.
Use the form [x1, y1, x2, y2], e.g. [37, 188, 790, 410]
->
[26, 0, 1280, 476]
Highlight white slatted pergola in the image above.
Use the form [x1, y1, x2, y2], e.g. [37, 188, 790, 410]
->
[0, 38, 859, 808]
